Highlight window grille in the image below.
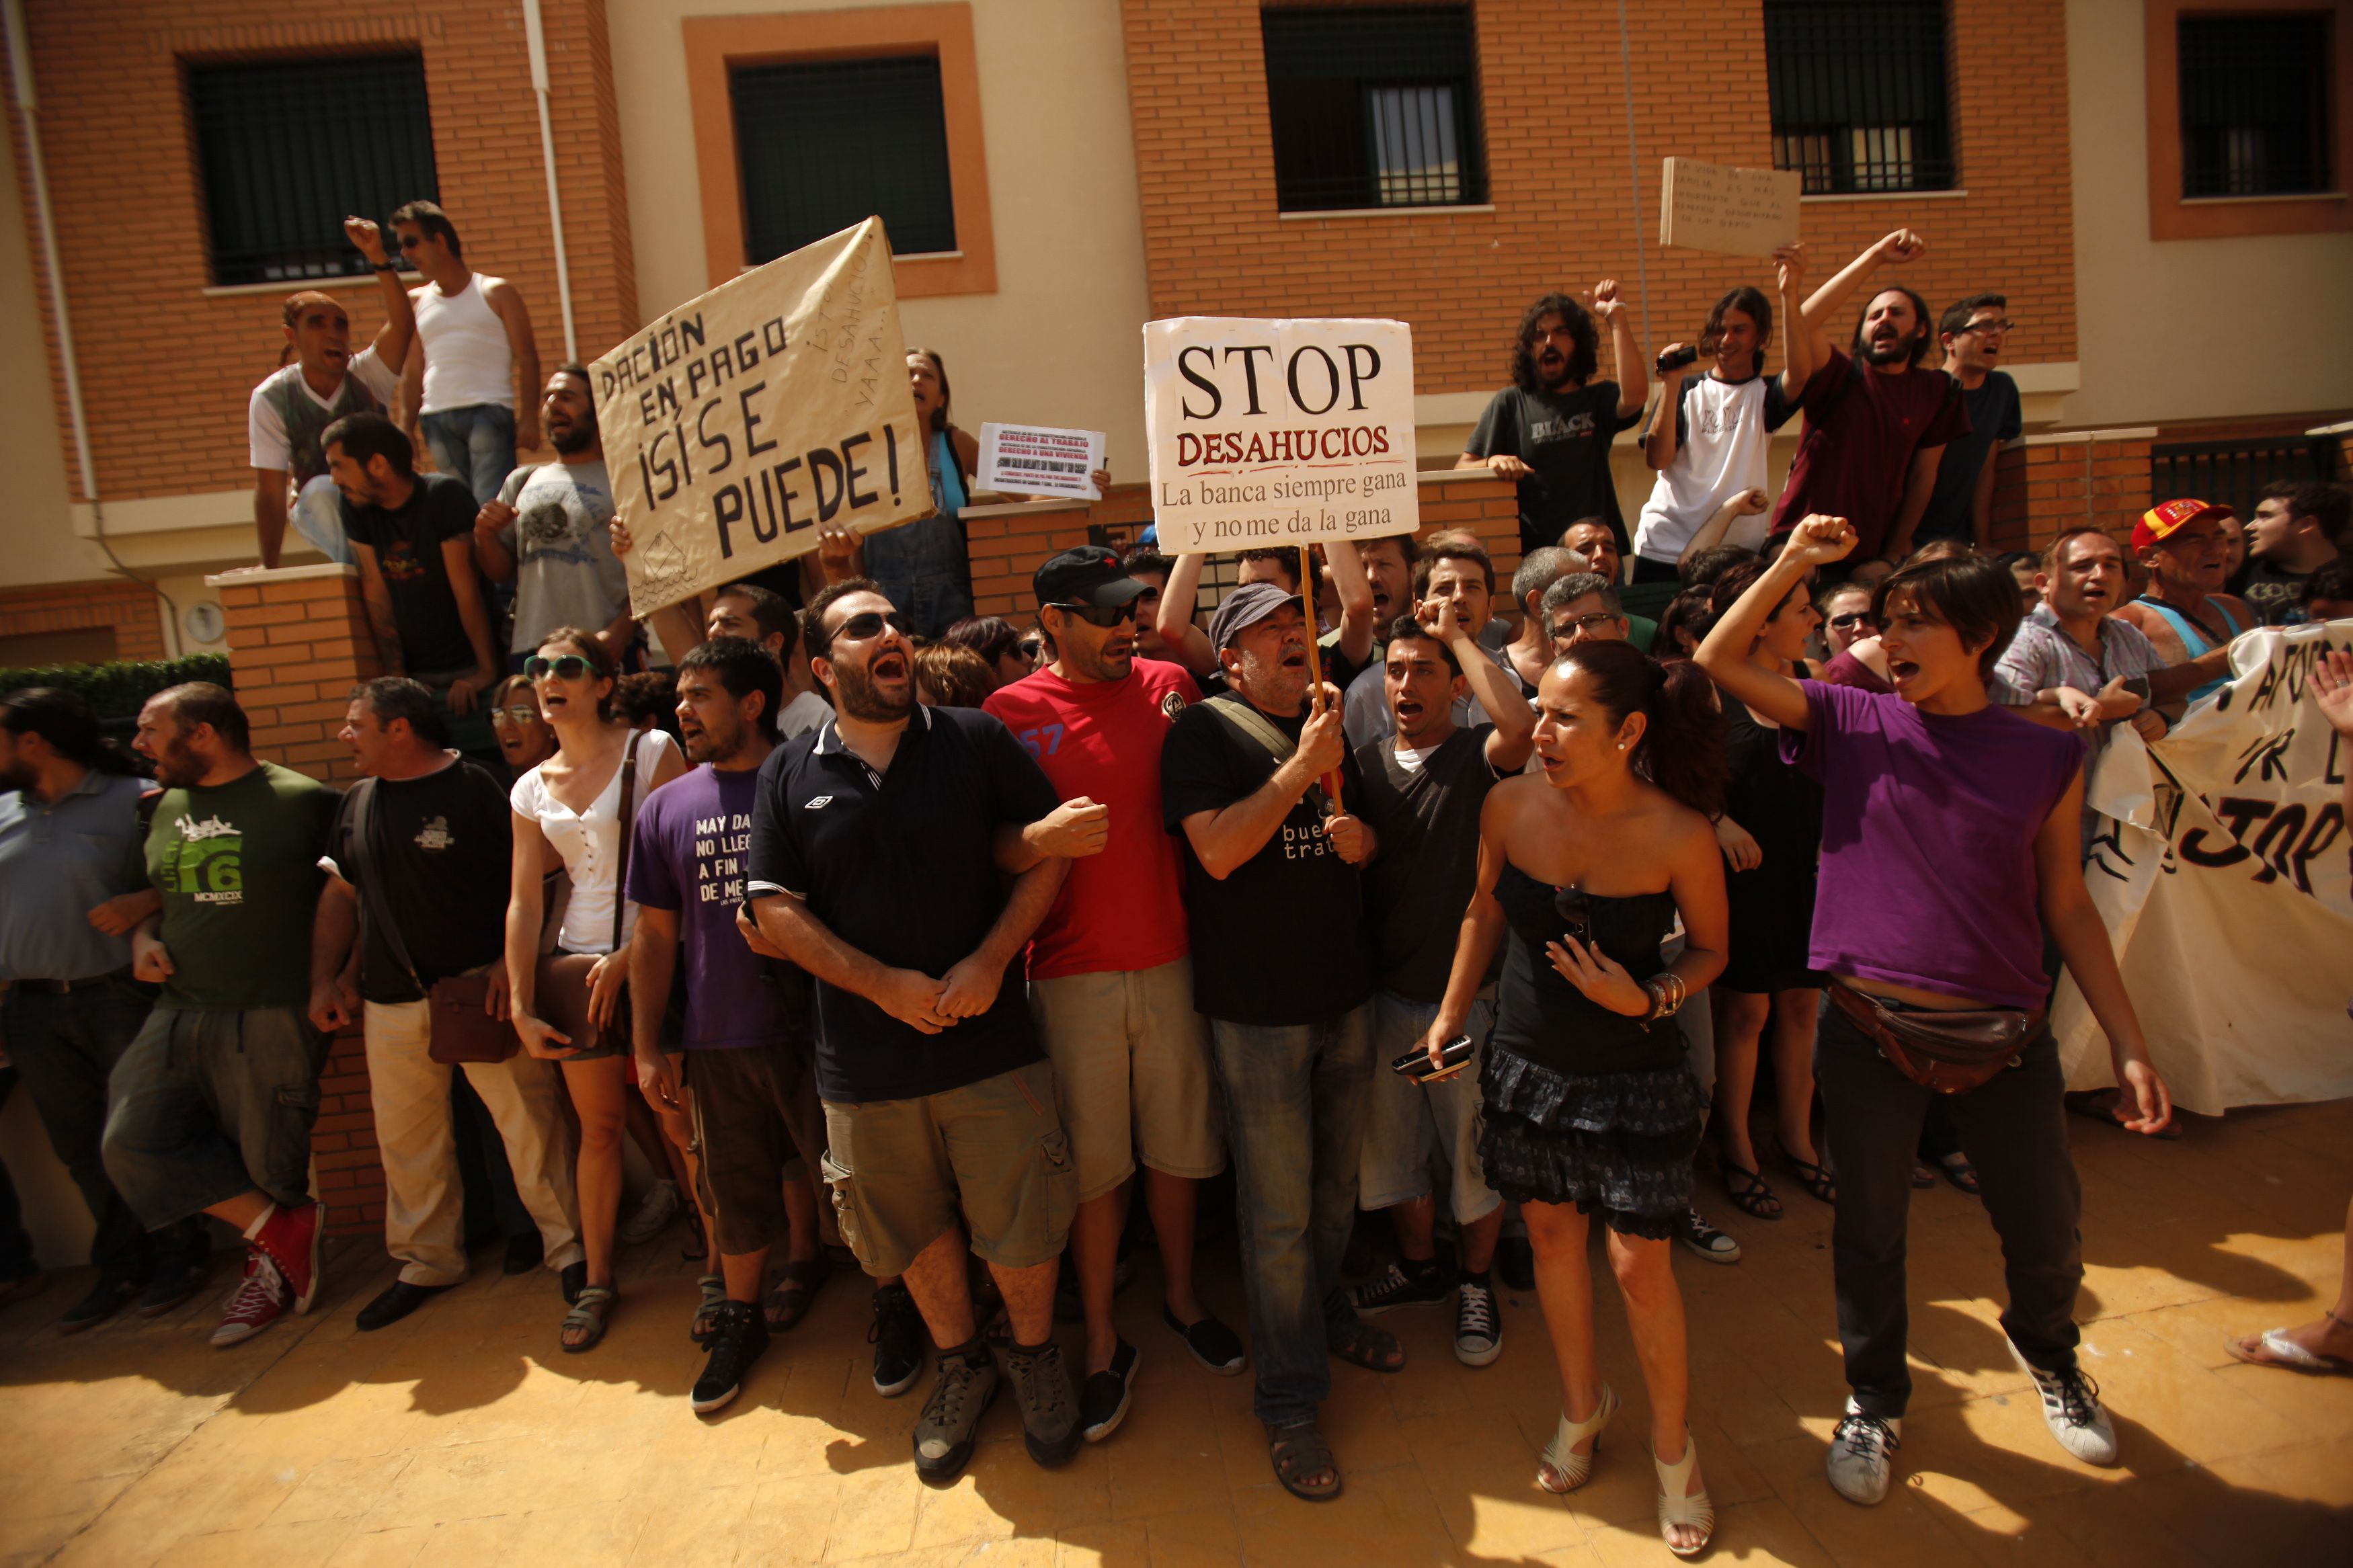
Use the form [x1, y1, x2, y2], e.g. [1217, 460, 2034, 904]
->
[2178, 14, 2332, 198]
[732, 55, 957, 265]
[1765, 1, 1955, 194]
[1263, 6, 1486, 212]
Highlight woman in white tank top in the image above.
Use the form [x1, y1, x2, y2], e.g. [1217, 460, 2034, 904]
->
[506, 627, 687, 1350]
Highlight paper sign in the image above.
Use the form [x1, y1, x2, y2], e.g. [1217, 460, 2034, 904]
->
[1144, 317, 1418, 552]
[1658, 157, 1802, 259]
[594, 217, 932, 615]
[979, 422, 1105, 500]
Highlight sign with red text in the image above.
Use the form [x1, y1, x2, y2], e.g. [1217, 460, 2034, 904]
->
[978, 422, 1105, 500]
[1144, 317, 1417, 552]
[594, 217, 932, 614]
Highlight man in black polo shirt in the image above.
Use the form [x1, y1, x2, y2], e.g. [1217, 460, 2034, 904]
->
[745, 578, 1089, 1486]
[1158, 580, 1386, 1503]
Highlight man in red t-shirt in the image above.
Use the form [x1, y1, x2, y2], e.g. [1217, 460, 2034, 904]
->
[1769, 231, 1970, 582]
[983, 546, 1244, 1442]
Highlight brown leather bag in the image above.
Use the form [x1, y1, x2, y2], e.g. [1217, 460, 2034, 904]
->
[1827, 979, 2046, 1095]
[348, 776, 520, 1065]
[530, 734, 642, 1058]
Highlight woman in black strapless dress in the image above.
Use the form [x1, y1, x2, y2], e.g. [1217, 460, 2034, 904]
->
[1418, 640, 1729, 1558]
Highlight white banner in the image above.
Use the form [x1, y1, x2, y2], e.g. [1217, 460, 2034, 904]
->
[2055, 620, 2353, 1114]
[979, 421, 1104, 500]
[1143, 316, 1418, 552]
[595, 218, 932, 614]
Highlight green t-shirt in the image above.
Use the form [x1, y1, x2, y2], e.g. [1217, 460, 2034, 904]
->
[141, 762, 337, 1010]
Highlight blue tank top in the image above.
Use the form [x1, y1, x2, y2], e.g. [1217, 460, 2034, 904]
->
[2133, 595, 2245, 703]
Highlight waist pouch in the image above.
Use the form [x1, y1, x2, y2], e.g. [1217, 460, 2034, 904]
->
[1828, 978, 2043, 1094]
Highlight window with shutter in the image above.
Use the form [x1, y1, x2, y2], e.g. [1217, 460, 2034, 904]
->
[1262, 5, 1487, 212]
[731, 55, 957, 264]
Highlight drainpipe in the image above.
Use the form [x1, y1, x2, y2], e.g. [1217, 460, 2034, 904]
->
[522, 0, 579, 362]
[3, 0, 178, 653]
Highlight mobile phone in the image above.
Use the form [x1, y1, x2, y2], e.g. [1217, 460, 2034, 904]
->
[1392, 1035, 1476, 1081]
[2121, 675, 2152, 703]
[1655, 344, 1699, 375]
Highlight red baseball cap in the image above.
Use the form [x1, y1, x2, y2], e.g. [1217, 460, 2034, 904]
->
[2131, 499, 2233, 554]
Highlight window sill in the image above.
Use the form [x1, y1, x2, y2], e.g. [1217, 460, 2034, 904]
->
[2180, 192, 2346, 206]
[1799, 189, 1966, 204]
[1277, 204, 1496, 220]
[201, 272, 417, 298]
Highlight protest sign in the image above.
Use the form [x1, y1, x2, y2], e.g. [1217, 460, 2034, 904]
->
[1658, 157, 1801, 259]
[979, 422, 1105, 500]
[594, 217, 931, 614]
[1144, 317, 1417, 552]
[2054, 620, 2353, 1115]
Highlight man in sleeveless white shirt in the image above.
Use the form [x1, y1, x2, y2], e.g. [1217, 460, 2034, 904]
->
[246, 218, 417, 568]
[391, 200, 540, 503]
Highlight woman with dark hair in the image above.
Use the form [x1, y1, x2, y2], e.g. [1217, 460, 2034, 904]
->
[487, 673, 556, 779]
[1419, 639, 1728, 1556]
[1652, 586, 1716, 661]
[941, 614, 1028, 688]
[1700, 562, 1830, 1216]
[1698, 516, 2173, 1507]
[505, 626, 688, 1352]
[859, 347, 980, 639]
[912, 642, 996, 708]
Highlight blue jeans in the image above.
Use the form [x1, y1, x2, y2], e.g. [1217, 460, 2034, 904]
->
[864, 515, 973, 641]
[102, 1005, 326, 1227]
[420, 403, 518, 505]
[290, 474, 356, 565]
[1208, 1005, 1373, 1428]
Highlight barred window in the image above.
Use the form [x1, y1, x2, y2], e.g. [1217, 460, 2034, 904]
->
[1262, 5, 1486, 212]
[2178, 14, 2333, 198]
[1765, 1, 1955, 195]
[188, 56, 438, 288]
[732, 55, 957, 265]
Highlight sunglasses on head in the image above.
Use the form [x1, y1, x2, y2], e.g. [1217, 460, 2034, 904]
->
[1049, 600, 1138, 628]
[1553, 885, 1593, 946]
[523, 654, 594, 681]
[487, 703, 542, 728]
[834, 610, 913, 643]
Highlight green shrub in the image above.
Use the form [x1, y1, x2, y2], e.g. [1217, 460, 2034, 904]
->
[0, 654, 235, 721]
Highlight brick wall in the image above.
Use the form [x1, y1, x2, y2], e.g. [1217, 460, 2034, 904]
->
[1119, 0, 2078, 398]
[214, 565, 384, 784]
[1991, 429, 2157, 587]
[3, 0, 637, 505]
[312, 1027, 384, 1237]
[0, 577, 171, 661]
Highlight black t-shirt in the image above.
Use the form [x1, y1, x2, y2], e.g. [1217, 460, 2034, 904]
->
[1915, 371, 2022, 542]
[2240, 559, 2315, 626]
[342, 472, 483, 673]
[1352, 725, 1504, 1003]
[1466, 383, 1642, 556]
[1160, 694, 1372, 1026]
[329, 759, 513, 1003]
[745, 704, 1061, 1104]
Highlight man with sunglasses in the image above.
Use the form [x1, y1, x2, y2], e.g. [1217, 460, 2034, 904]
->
[982, 546, 1239, 1444]
[391, 200, 539, 503]
[1915, 296, 2024, 551]
[746, 579, 1088, 1483]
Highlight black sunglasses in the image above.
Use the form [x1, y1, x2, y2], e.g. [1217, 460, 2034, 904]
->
[1827, 612, 1876, 631]
[1048, 600, 1138, 628]
[1553, 885, 1593, 946]
[523, 654, 593, 681]
[835, 610, 913, 642]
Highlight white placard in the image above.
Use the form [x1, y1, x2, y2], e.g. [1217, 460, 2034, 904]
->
[978, 422, 1105, 499]
[1144, 316, 1418, 552]
[1659, 157, 1802, 259]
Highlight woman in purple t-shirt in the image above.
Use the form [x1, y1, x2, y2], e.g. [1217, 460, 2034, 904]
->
[1698, 516, 2174, 1509]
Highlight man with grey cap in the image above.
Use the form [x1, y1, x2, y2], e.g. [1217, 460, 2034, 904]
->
[986, 545, 1242, 1444]
[1158, 579, 1390, 1501]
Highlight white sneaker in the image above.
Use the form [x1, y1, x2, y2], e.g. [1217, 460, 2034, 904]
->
[2007, 1337, 2119, 1464]
[1454, 1278, 1501, 1367]
[619, 1178, 681, 1246]
[1825, 1399, 1901, 1505]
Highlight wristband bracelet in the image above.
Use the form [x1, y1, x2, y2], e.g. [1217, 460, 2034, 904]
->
[1644, 973, 1685, 1022]
[372, 260, 399, 272]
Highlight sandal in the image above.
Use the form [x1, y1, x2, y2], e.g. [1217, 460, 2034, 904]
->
[561, 1285, 616, 1354]
[1538, 1383, 1618, 1493]
[1780, 1150, 1836, 1205]
[1266, 1420, 1341, 1501]
[1326, 1316, 1405, 1373]
[764, 1255, 832, 1335]
[1654, 1429, 1715, 1558]
[680, 1210, 709, 1262]
[2064, 1089, 2184, 1140]
[1910, 1161, 1940, 1189]
[1938, 1153, 1982, 1196]
[1722, 1161, 1782, 1220]
[2226, 1311, 2353, 1376]
[690, 1275, 726, 1344]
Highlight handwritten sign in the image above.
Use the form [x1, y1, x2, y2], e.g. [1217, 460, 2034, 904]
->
[594, 218, 932, 615]
[1143, 317, 1418, 552]
[1658, 158, 1801, 259]
[979, 422, 1105, 500]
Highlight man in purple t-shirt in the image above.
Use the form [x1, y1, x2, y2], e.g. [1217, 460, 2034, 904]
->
[627, 636, 828, 1416]
[1769, 231, 1970, 581]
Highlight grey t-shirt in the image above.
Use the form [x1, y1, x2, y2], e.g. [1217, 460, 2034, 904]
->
[495, 460, 629, 654]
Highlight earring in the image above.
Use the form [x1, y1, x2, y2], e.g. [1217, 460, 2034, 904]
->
[1616, 741, 1627, 749]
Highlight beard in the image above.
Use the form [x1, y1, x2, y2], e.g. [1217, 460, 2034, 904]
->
[1232, 643, 1308, 710]
[147, 737, 203, 788]
[833, 655, 913, 723]
[680, 713, 741, 765]
[1860, 333, 1915, 366]
[548, 416, 595, 456]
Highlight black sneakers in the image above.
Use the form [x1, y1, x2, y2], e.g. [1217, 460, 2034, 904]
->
[869, 1282, 925, 1397]
[692, 1300, 770, 1415]
[1001, 1341, 1082, 1468]
[58, 1276, 139, 1335]
[1080, 1339, 1140, 1442]
[1351, 1258, 1455, 1315]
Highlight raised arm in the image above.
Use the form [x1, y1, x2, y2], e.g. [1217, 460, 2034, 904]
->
[1421, 594, 1533, 770]
[347, 218, 416, 374]
[1644, 356, 1689, 472]
[1592, 279, 1648, 419]
[1801, 230, 1925, 331]
[2035, 771, 2171, 1133]
[1694, 513, 1856, 729]
[1772, 244, 1816, 400]
[1152, 552, 1220, 677]
[1675, 487, 1769, 570]
[1324, 538, 1377, 668]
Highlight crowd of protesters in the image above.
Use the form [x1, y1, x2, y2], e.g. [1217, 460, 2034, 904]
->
[5, 211, 2352, 1561]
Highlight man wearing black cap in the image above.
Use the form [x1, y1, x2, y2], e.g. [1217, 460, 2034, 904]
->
[984, 546, 1243, 1443]
[1158, 580, 1389, 1502]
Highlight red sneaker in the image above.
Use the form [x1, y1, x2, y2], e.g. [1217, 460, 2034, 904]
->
[210, 1251, 290, 1347]
[255, 1200, 327, 1315]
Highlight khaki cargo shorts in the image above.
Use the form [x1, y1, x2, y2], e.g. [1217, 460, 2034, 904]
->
[1029, 956, 1226, 1203]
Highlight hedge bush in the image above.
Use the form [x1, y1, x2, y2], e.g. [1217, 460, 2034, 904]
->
[0, 654, 234, 720]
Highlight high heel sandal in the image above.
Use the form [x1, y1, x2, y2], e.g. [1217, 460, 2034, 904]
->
[1654, 1429, 1716, 1558]
[1537, 1384, 1619, 1493]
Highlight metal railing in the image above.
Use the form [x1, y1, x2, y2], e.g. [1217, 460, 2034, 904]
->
[2149, 436, 2343, 522]
[1765, 0, 1956, 194]
[2178, 14, 2331, 198]
[1263, 5, 1486, 212]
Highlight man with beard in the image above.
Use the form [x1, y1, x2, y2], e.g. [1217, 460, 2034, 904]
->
[2114, 500, 2255, 710]
[105, 685, 339, 1348]
[1159, 581, 1383, 1501]
[746, 580, 1087, 1483]
[1346, 602, 1532, 1366]
[473, 366, 637, 671]
[1344, 535, 1525, 749]
[1915, 296, 2023, 550]
[627, 639, 828, 1413]
[1768, 231, 1970, 579]
[984, 547, 1240, 1444]
[1460, 283, 1650, 556]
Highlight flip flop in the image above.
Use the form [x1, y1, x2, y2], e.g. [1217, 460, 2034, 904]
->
[1938, 1155, 1983, 1196]
[2226, 1328, 2353, 1376]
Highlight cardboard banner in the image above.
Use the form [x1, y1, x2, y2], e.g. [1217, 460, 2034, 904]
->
[1658, 157, 1801, 259]
[2054, 620, 2353, 1115]
[594, 218, 932, 614]
[1144, 317, 1417, 552]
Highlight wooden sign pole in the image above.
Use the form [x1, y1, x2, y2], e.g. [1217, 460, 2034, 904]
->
[1299, 544, 1343, 812]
